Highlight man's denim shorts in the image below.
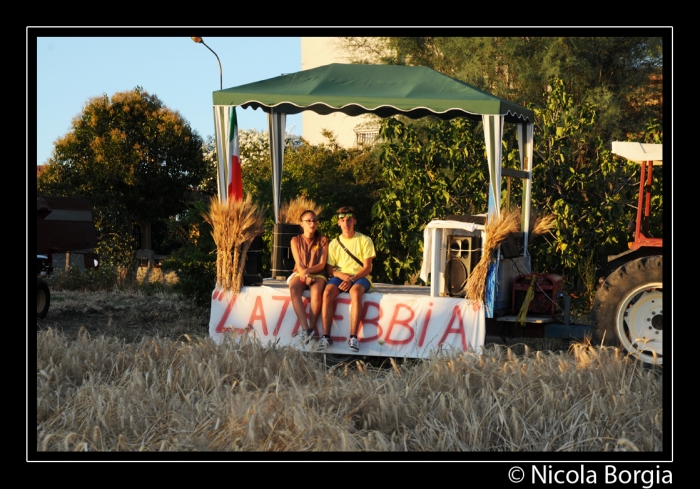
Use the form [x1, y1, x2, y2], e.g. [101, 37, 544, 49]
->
[328, 276, 371, 292]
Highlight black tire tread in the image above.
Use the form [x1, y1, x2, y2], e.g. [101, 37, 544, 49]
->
[591, 255, 662, 348]
[37, 277, 51, 319]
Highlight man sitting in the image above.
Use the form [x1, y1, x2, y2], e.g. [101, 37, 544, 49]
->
[319, 206, 376, 352]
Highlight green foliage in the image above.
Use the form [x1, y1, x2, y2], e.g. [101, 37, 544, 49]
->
[153, 135, 219, 303]
[47, 264, 121, 292]
[371, 117, 489, 284]
[343, 34, 664, 296]
[161, 198, 217, 308]
[242, 132, 383, 275]
[150, 218, 183, 257]
[640, 120, 664, 236]
[528, 78, 663, 278]
[283, 135, 382, 234]
[346, 37, 662, 141]
[367, 78, 663, 294]
[199, 135, 221, 197]
[47, 262, 179, 297]
[37, 87, 209, 269]
[574, 249, 599, 311]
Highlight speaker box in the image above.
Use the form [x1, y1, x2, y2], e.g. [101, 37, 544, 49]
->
[243, 274, 263, 286]
[445, 235, 482, 297]
[271, 223, 301, 279]
[243, 235, 263, 285]
[500, 232, 520, 259]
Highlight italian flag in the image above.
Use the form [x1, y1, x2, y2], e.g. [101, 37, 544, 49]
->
[228, 108, 243, 202]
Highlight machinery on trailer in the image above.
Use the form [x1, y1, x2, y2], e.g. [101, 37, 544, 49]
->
[590, 142, 663, 365]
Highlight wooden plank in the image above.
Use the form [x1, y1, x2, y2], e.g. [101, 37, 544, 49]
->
[501, 167, 530, 179]
[261, 278, 432, 296]
[496, 315, 554, 324]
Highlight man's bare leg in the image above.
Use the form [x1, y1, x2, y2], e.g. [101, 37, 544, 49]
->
[348, 284, 365, 337]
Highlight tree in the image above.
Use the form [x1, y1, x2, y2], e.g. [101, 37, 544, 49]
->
[371, 117, 488, 284]
[241, 131, 383, 277]
[342, 36, 663, 141]
[161, 197, 217, 307]
[369, 79, 662, 299]
[529, 79, 640, 272]
[341, 36, 664, 296]
[37, 87, 208, 268]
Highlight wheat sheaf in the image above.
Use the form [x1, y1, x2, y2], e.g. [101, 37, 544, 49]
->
[465, 210, 519, 302]
[530, 211, 556, 239]
[205, 195, 264, 295]
[279, 196, 323, 224]
[465, 208, 556, 302]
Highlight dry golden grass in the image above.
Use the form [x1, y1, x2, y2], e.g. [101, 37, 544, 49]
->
[279, 196, 323, 224]
[204, 195, 264, 295]
[135, 267, 178, 285]
[36, 289, 209, 344]
[466, 210, 520, 301]
[36, 326, 663, 453]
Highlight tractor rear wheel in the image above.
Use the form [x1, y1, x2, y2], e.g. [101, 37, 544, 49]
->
[591, 256, 662, 365]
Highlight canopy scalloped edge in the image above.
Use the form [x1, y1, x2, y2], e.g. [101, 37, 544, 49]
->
[216, 101, 533, 124]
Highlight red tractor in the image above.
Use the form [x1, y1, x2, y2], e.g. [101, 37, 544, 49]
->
[591, 142, 663, 365]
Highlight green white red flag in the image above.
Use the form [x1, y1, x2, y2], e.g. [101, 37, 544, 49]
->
[228, 108, 243, 201]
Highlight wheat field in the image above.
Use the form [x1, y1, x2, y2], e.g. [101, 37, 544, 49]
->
[36, 293, 663, 453]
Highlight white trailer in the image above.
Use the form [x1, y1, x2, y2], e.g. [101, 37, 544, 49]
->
[207, 63, 537, 359]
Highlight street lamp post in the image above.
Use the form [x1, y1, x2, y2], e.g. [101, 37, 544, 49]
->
[191, 37, 222, 90]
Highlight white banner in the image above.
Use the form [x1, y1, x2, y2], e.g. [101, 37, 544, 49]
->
[209, 286, 485, 358]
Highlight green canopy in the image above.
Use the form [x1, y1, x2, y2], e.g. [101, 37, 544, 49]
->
[213, 63, 534, 124]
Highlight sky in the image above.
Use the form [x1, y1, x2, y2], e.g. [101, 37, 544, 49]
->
[34, 34, 304, 167]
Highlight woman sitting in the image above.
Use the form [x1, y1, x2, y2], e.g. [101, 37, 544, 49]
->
[288, 210, 328, 343]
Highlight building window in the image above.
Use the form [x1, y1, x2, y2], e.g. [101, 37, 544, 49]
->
[354, 128, 379, 149]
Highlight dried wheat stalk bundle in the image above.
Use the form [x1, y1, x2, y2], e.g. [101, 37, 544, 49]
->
[510, 206, 556, 239]
[279, 196, 323, 224]
[205, 194, 264, 294]
[530, 211, 556, 239]
[466, 209, 520, 302]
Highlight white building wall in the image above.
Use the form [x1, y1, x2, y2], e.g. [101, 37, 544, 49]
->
[300, 37, 380, 149]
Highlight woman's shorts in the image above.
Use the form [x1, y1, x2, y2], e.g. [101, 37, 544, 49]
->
[287, 273, 328, 285]
[327, 276, 372, 292]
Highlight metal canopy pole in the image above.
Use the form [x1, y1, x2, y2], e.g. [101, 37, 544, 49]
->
[268, 110, 287, 224]
[482, 115, 504, 318]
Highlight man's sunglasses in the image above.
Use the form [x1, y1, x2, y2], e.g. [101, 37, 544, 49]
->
[337, 213, 354, 219]
[302, 219, 318, 223]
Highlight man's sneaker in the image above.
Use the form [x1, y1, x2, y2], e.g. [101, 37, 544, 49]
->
[348, 337, 359, 352]
[318, 336, 333, 349]
[298, 329, 315, 344]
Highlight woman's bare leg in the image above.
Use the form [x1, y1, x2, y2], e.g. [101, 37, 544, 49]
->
[308, 279, 325, 333]
[289, 277, 309, 330]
